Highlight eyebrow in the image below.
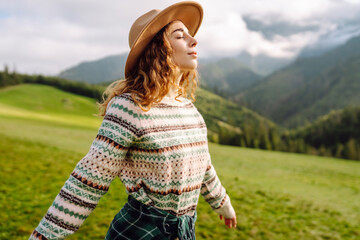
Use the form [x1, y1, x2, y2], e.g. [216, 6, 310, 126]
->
[171, 28, 190, 35]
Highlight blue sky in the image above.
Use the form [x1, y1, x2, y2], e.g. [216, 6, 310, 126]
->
[1, 0, 360, 75]
[0, 11, 10, 19]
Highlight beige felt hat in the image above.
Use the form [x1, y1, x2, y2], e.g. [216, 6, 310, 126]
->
[124, 1, 203, 78]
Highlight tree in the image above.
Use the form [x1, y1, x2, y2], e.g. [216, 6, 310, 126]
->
[335, 143, 344, 159]
[344, 138, 358, 160]
[0, 65, 10, 87]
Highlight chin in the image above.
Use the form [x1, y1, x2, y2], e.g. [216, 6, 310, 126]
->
[179, 63, 198, 71]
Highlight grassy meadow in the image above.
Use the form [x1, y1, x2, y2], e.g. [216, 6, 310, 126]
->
[0, 84, 359, 240]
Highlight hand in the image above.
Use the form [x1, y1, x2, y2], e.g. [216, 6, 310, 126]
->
[219, 214, 237, 228]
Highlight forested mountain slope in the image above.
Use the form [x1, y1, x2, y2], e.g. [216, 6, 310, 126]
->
[238, 35, 360, 128]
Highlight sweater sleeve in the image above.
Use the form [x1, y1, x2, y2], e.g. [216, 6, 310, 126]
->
[200, 155, 235, 219]
[29, 96, 140, 240]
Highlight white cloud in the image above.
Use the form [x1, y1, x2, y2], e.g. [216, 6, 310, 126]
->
[240, 0, 332, 21]
[196, 4, 337, 59]
[197, 13, 248, 55]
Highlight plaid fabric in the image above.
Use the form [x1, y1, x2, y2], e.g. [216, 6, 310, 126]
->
[105, 196, 197, 240]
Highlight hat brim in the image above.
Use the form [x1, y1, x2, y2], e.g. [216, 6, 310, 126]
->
[125, 1, 203, 78]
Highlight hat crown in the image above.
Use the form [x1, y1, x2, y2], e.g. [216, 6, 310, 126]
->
[129, 9, 161, 48]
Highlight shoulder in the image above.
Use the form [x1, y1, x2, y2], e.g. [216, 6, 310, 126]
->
[107, 93, 135, 107]
[105, 93, 143, 117]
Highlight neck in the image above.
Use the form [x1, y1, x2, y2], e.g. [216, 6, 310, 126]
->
[165, 73, 182, 99]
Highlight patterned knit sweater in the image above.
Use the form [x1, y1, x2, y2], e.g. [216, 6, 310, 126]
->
[30, 93, 234, 240]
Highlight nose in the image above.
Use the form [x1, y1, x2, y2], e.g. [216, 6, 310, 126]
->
[189, 36, 197, 47]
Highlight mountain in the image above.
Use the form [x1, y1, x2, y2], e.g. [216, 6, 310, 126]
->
[58, 53, 128, 83]
[235, 51, 293, 76]
[197, 58, 263, 95]
[238, 34, 360, 128]
[276, 56, 360, 127]
[57, 53, 264, 95]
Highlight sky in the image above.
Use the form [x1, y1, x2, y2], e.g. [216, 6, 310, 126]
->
[1, 0, 360, 75]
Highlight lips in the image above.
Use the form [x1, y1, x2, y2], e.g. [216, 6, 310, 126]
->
[188, 51, 197, 57]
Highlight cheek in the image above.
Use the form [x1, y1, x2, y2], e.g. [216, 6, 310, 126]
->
[171, 43, 187, 63]
[171, 43, 183, 57]
[170, 47, 181, 64]
[171, 38, 188, 51]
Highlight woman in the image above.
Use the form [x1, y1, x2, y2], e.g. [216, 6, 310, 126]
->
[30, 2, 236, 240]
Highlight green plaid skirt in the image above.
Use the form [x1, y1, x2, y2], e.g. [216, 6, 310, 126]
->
[105, 195, 197, 240]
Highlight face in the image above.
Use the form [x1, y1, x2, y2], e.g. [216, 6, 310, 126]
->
[166, 21, 198, 71]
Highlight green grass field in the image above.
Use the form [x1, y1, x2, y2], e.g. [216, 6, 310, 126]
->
[1, 84, 359, 240]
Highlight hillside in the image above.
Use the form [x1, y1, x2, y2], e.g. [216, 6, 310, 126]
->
[0, 83, 280, 150]
[0, 84, 98, 116]
[194, 87, 281, 148]
[239, 34, 360, 128]
[0, 84, 101, 129]
[288, 105, 360, 160]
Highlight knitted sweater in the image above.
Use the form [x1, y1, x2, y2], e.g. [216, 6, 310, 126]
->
[30, 93, 234, 240]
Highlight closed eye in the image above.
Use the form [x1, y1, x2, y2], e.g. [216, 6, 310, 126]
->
[172, 27, 190, 39]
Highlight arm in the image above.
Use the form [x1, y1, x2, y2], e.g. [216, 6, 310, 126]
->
[200, 157, 237, 228]
[29, 97, 139, 239]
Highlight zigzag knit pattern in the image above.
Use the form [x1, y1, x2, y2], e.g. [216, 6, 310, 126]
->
[30, 93, 229, 240]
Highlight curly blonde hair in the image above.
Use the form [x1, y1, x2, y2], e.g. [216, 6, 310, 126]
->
[98, 22, 198, 115]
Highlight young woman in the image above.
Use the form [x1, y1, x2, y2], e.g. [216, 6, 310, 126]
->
[30, 2, 236, 239]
